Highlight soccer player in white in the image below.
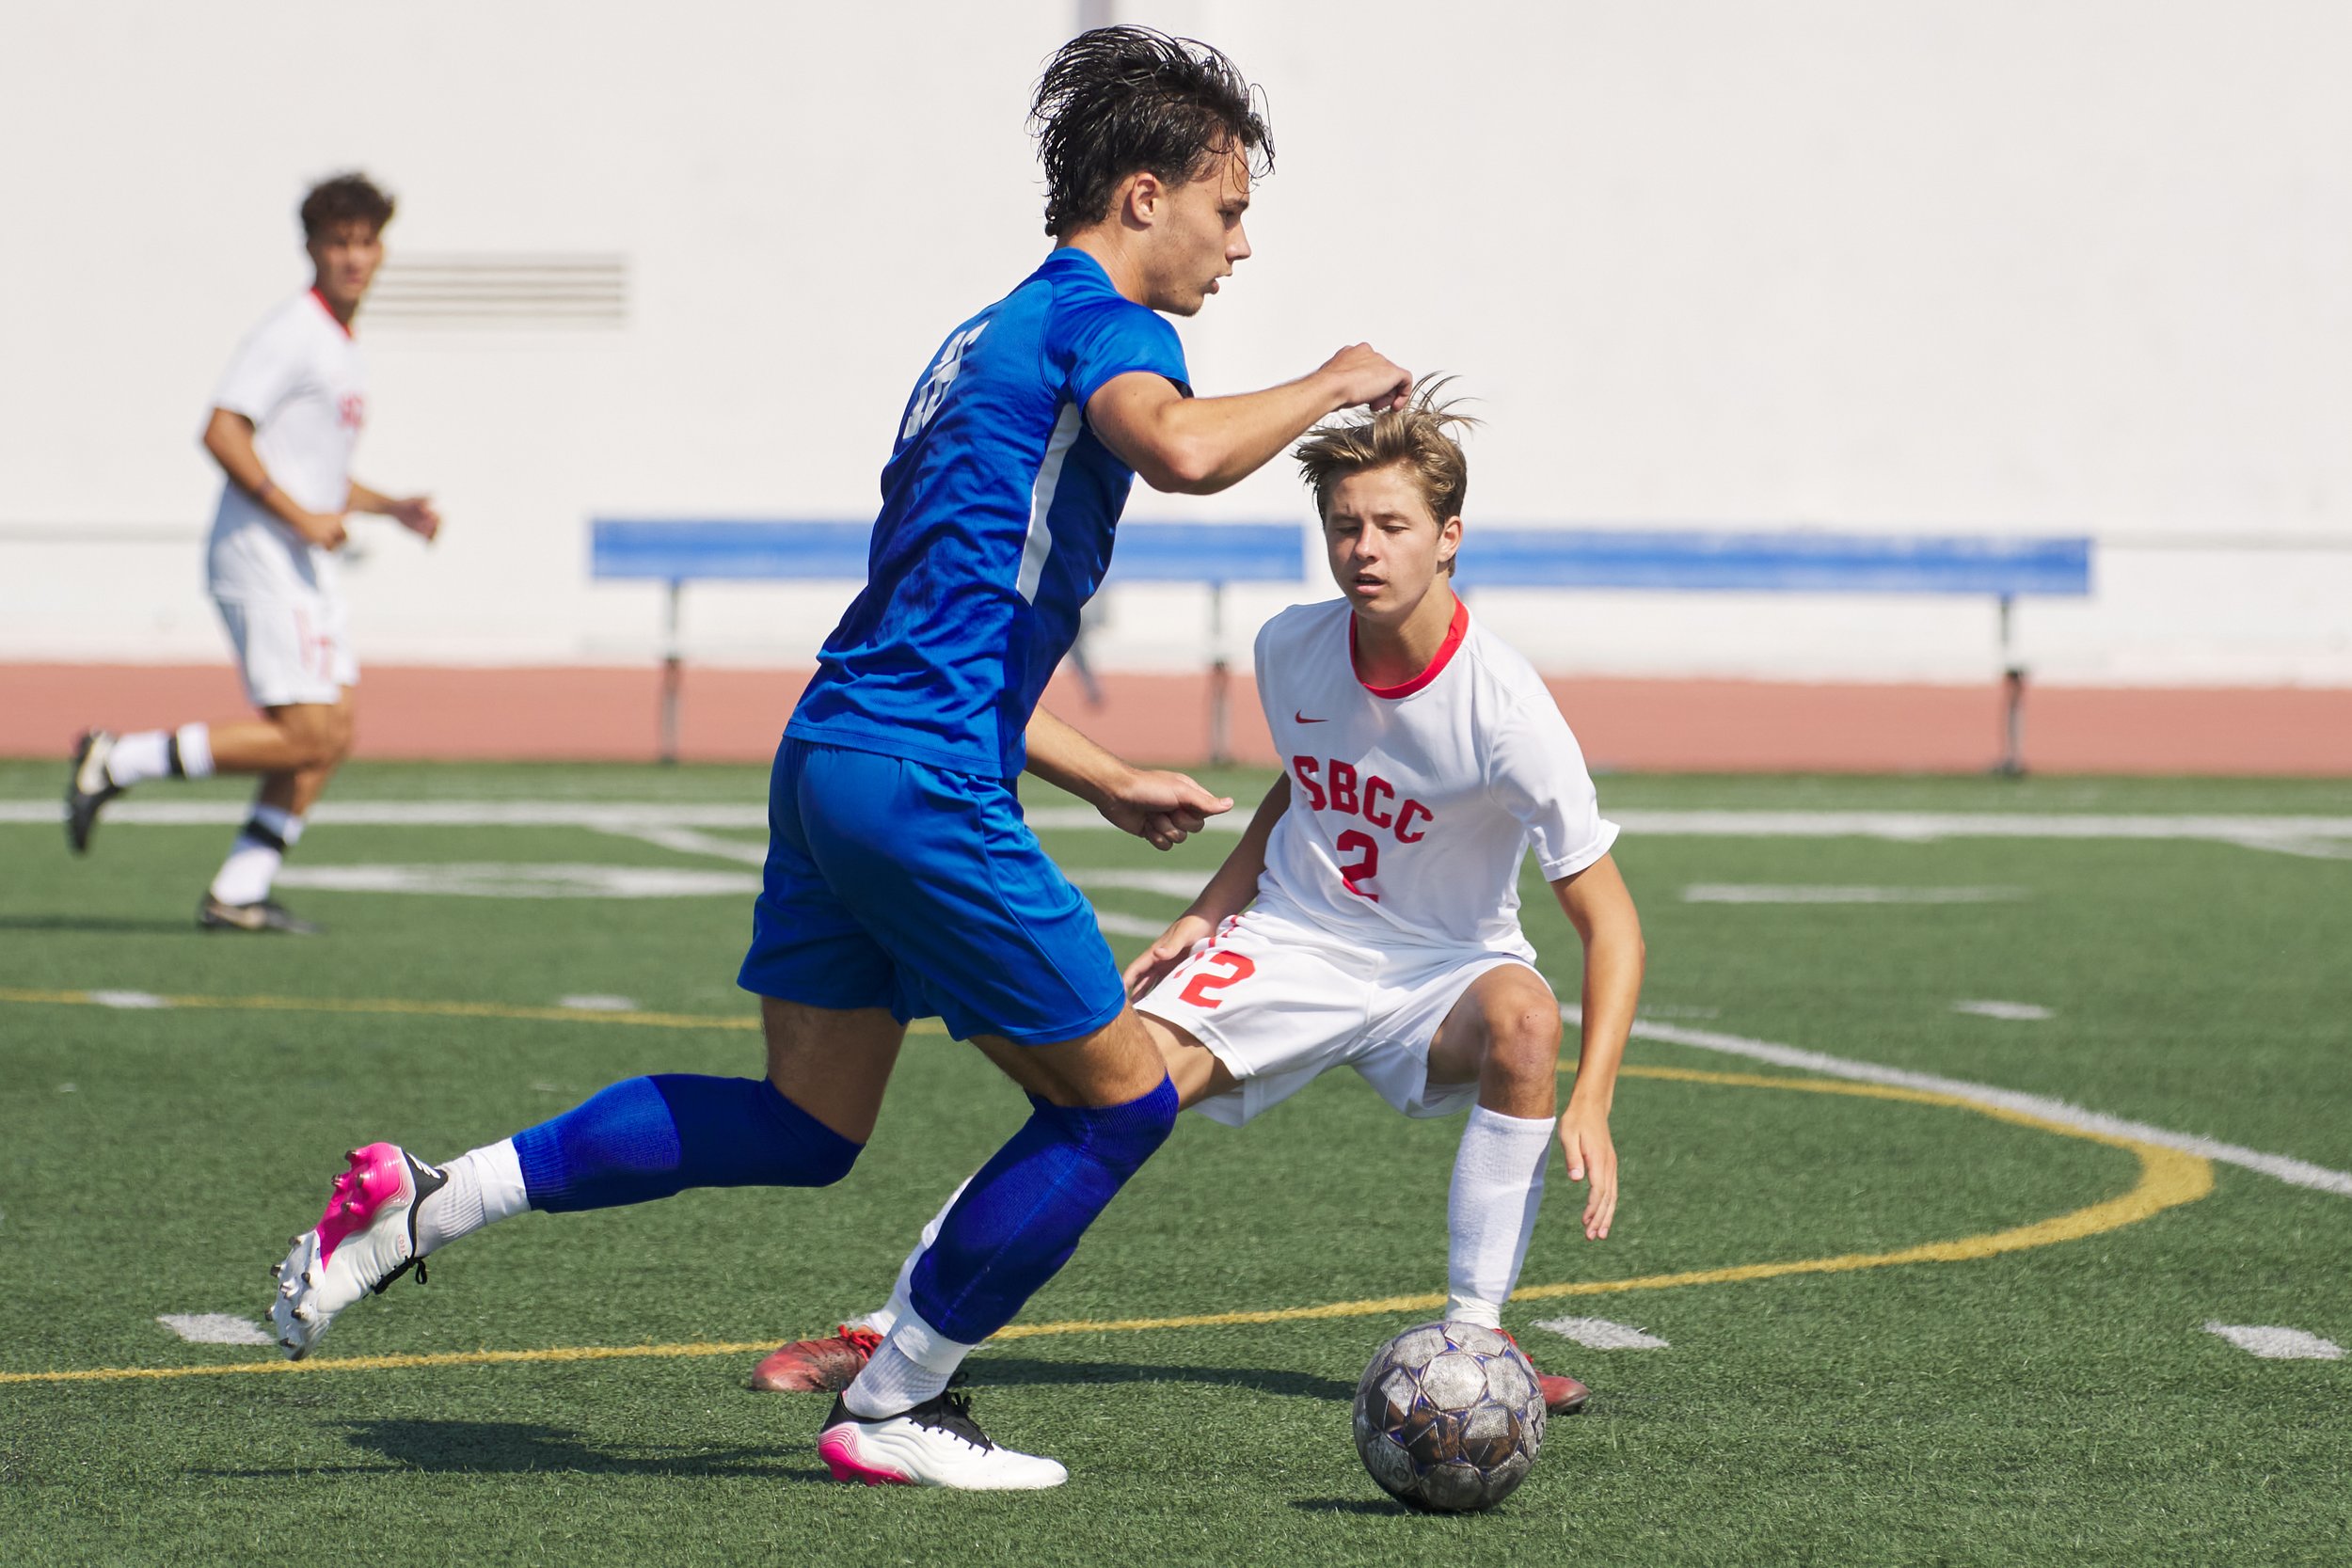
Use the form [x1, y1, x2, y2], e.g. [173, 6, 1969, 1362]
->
[65, 173, 440, 932]
[757, 384, 1645, 1412]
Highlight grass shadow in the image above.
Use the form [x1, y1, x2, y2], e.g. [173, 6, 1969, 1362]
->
[966, 1355, 1354, 1402]
[195, 1419, 831, 1481]
[1291, 1497, 1408, 1516]
[0, 914, 198, 936]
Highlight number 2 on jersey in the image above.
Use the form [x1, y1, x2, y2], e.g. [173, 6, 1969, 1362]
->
[1178, 948, 1257, 1008]
[1337, 829, 1381, 900]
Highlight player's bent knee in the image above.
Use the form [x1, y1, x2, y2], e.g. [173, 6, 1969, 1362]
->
[1055, 1073, 1179, 1179]
[1483, 995, 1564, 1083]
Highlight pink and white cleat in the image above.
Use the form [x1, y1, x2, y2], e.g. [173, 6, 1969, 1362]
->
[818, 1389, 1067, 1490]
[267, 1142, 447, 1359]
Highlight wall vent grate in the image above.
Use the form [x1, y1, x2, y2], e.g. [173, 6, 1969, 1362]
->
[368, 254, 628, 327]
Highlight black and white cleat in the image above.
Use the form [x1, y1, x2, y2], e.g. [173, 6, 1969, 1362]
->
[65, 730, 125, 855]
[199, 895, 326, 936]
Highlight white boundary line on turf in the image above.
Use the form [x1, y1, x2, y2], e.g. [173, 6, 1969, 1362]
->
[2201, 1323, 2344, 1360]
[8, 799, 2352, 848]
[1578, 1007, 2352, 1197]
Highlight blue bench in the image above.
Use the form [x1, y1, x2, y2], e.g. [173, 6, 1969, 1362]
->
[1457, 530, 2093, 773]
[590, 518, 1303, 762]
[591, 519, 2091, 771]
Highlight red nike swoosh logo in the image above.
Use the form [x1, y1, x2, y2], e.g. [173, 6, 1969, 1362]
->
[1295, 712, 1327, 723]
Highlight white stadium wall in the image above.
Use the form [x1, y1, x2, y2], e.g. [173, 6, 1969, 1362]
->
[2, 0, 2347, 689]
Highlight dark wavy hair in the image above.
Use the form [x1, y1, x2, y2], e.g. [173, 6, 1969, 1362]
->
[299, 173, 395, 241]
[1030, 26, 1273, 239]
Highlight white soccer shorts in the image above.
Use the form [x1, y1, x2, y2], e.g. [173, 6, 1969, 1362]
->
[1136, 904, 1545, 1127]
[214, 593, 358, 708]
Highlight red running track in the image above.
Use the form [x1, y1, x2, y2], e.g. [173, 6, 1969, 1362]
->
[5, 661, 2350, 775]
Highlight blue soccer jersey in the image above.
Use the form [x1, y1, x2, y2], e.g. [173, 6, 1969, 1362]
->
[787, 248, 1189, 778]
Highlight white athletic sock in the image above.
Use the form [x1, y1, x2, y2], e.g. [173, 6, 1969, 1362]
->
[1445, 1105, 1554, 1328]
[415, 1140, 531, 1256]
[842, 1309, 976, 1419]
[208, 805, 303, 905]
[104, 722, 214, 786]
[104, 731, 168, 785]
[175, 722, 215, 778]
[860, 1175, 974, 1338]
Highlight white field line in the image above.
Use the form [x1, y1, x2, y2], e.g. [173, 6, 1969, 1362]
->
[1575, 1007, 2352, 1198]
[1094, 911, 1172, 939]
[274, 863, 762, 898]
[1683, 884, 2029, 904]
[2201, 1323, 2345, 1360]
[597, 824, 768, 865]
[1952, 999, 2054, 1022]
[8, 799, 2352, 848]
[1534, 1316, 1670, 1351]
[158, 1313, 274, 1346]
[1067, 867, 1207, 898]
[88, 990, 168, 1009]
[557, 994, 641, 1012]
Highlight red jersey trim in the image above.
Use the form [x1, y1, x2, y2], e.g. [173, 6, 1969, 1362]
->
[310, 287, 355, 339]
[1351, 597, 1470, 699]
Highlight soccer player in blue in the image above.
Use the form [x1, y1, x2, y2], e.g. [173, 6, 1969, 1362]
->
[262, 27, 1411, 1490]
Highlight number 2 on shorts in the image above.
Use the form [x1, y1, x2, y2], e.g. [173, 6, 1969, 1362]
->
[1178, 948, 1257, 1008]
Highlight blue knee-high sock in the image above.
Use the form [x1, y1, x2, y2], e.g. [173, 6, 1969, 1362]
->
[907, 1075, 1179, 1345]
[511, 1075, 860, 1212]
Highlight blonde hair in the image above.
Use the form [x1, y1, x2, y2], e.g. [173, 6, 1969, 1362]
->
[1293, 376, 1477, 537]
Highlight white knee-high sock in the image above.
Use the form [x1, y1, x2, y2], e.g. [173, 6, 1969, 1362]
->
[858, 1176, 973, 1338]
[106, 722, 214, 786]
[1445, 1105, 1553, 1327]
[209, 804, 302, 905]
[415, 1140, 532, 1256]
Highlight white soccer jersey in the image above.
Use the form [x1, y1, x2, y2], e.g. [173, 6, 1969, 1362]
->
[1253, 596, 1618, 957]
[204, 289, 367, 601]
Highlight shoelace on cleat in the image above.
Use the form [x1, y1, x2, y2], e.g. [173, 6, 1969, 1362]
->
[904, 1386, 995, 1451]
[836, 1324, 883, 1354]
[368, 1256, 426, 1295]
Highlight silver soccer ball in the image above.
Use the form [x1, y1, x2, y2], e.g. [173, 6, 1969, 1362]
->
[1352, 1320, 1547, 1513]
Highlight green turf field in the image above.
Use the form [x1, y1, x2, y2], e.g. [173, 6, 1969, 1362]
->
[2, 760, 2347, 1566]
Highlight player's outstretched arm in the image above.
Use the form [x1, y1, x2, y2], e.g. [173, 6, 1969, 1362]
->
[1025, 706, 1233, 852]
[1087, 343, 1412, 496]
[1122, 775, 1291, 998]
[200, 407, 347, 549]
[1552, 853, 1645, 1241]
[347, 480, 442, 543]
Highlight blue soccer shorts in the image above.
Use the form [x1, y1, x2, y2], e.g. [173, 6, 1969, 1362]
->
[737, 736, 1128, 1047]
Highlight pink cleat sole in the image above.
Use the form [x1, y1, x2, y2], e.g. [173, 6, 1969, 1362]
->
[818, 1429, 914, 1486]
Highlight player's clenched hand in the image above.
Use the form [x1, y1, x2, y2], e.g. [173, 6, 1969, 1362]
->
[1318, 343, 1412, 413]
[389, 495, 442, 543]
[299, 510, 350, 550]
[1097, 768, 1234, 852]
[1558, 1107, 1618, 1241]
[1123, 912, 1215, 1000]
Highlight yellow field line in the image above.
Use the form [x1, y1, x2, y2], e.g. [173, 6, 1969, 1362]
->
[0, 1060, 2212, 1388]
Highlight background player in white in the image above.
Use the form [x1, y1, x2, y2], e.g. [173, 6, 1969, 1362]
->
[65, 172, 440, 933]
[756, 384, 1645, 1410]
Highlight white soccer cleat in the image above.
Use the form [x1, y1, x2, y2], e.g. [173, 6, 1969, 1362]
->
[64, 730, 124, 855]
[267, 1142, 447, 1359]
[818, 1389, 1069, 1490]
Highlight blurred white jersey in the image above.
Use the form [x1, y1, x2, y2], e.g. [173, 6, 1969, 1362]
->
[1253, 597, 1618, 958]
[204, 289, 366, 602]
